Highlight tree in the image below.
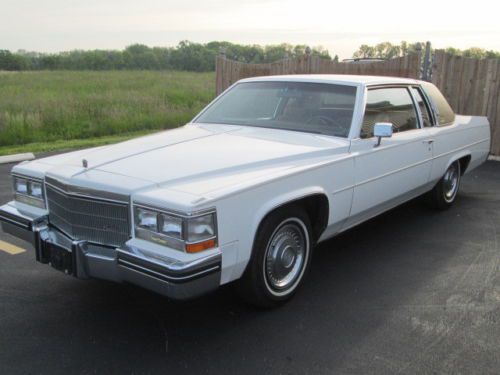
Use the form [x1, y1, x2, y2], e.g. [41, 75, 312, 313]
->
[353, 44, 376, 58]
[485, 50, 500, 59]
[352, 41, 425, 59]
[0, 50, 29, 70]
[311, 46, 331, 60]
[463, 47, 486, 59]
[353, 41, 500, 60]
[445, 47, 461, 56]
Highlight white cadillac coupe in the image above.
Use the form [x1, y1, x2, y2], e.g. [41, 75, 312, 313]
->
[0, 75, 491, 307]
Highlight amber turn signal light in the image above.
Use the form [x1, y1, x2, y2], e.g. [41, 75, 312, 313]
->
[185, 238, 216, 253]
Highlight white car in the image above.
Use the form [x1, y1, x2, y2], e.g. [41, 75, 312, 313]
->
[0, 75, 491, 307]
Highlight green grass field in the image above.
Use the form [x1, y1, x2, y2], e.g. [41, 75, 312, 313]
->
[0, 70, 215, 155]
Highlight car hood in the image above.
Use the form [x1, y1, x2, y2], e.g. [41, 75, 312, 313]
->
[15, 124, 350, 198]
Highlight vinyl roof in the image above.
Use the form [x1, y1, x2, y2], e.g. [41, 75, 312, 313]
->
[239, 74, 421, 86]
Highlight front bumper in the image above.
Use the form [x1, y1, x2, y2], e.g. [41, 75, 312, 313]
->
[0, 203, 221, 300]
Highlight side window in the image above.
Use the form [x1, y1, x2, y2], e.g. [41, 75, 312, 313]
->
[421, 82, 455, 126]
[361, 87, 418, 138]
[411, 87, 432, 127]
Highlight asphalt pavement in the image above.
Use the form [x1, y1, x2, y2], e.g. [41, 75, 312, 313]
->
[0, 159, 499, 374]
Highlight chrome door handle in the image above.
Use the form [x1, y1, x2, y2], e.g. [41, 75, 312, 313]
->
[423, 139, 434, 144]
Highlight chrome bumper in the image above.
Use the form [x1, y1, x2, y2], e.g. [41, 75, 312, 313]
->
[0, 203, 221, 300]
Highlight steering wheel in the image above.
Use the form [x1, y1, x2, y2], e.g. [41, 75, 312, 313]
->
[306, 115, 346, 134]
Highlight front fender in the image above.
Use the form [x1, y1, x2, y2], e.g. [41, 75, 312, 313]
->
[250, 186, 329, 242]
[227, 186, 330, 281]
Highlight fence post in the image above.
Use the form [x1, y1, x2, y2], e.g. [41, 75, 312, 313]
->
[305, 46, 312, 73]
[215, 47, 227, 96]
[421, 41, 432, 81]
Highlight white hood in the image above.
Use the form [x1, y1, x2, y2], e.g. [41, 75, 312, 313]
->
[14, 124, 350, 198]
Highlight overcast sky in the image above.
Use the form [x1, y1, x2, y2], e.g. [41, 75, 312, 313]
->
[1, 0, 499, 59]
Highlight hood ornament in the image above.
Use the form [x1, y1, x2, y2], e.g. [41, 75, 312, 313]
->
[82, 159, 88, 168]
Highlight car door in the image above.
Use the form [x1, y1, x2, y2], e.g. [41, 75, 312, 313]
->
[345, 86, 434, 228]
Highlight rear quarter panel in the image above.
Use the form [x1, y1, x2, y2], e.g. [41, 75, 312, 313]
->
[428, 115, 490, 182]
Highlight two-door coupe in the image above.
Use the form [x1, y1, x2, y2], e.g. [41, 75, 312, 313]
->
[0, 75, 491, 307]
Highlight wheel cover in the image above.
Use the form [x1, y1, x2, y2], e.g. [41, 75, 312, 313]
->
[443, 162, 460, 202]
[264, 219, 308, 294]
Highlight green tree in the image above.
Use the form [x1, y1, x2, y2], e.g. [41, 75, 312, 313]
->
[0, 50, 29, 70]
[485, 50, 500, 59]
[0, 41, 333, 71]
[352, 41, 425, 59]
[443, 46, 500, 59]
[353, 44, 376, 58]
[463, 47, 487, 58]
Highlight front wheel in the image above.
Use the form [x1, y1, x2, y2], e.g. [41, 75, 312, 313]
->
[429, 160, 461, 209]
[237, 205, 312, 308]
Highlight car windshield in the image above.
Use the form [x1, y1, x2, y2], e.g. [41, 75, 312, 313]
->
[194, 81, 357, 137]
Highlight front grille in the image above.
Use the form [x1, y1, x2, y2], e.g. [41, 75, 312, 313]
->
[46, 182, 130, 247]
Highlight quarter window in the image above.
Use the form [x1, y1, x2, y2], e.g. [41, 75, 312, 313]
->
[411, 87, 432, 127]
[421, 82, 455, 126]
[361, 88, 418, 138]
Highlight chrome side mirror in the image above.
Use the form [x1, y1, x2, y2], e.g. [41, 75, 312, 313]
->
[373, 122, 393, 147]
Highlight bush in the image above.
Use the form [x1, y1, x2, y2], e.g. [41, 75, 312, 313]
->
[0, 41, 333, 72]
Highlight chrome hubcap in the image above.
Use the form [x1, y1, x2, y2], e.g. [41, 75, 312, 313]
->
[443, 163, 459, 202]
[265, 220, 307, 292]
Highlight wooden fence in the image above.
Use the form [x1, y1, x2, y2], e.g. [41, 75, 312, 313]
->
[215, 53, 421, 95]
[215, 50, 500, 155]
[431, 50, 500, 155]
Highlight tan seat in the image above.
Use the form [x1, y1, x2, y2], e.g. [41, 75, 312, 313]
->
[361, 111, 390, 138]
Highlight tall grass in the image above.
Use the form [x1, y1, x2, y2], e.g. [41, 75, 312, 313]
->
[0, 71, 215, 147]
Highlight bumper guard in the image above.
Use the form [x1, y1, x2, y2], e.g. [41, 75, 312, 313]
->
[0, 202, 221, 300]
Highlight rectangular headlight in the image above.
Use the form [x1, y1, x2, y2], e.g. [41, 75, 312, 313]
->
[133, 204, 217, 253]
[159, 213, 183, 239]
[186, 213, 216, 243]
[14, 178, 28, 194]
[29, 181, 44, 199]
[135, 207, 158, 231]
[13, 176, 46, 209]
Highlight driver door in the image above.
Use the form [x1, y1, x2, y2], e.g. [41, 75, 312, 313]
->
[345, 86, 434, 228]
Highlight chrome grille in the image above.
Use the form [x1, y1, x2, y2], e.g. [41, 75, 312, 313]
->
[45, 182, 130, 247]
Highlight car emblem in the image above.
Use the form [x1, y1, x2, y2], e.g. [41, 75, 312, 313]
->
[82, 159, 88, 168]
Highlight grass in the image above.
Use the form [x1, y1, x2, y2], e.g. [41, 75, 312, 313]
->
[0, 70, 215, 154]
[0, 130, 158, 156]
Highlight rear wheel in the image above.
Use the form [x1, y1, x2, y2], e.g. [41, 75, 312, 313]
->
[238, 205, 312, 308]
[429, 160, 461, 209]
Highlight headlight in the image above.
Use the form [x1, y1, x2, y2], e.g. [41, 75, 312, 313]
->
[14, 178, 28, 194]
[135, 207, 158, 231]
[159, 213, 183, 239]
[30, 181, 44, 199]
[186, 213, 216, 242]
[133, 205, 217, 253]
[13, 175, 46, 209]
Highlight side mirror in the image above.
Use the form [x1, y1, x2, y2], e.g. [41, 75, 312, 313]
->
[373, 122, 393, 147]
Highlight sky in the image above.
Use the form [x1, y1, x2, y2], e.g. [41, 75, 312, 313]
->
[1, 0, 499, 59]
